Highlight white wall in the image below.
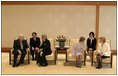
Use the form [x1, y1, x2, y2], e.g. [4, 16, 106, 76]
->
[99, 6, 116, 50]
[2, 5, 96, 47]
[2, 5, 116, 50]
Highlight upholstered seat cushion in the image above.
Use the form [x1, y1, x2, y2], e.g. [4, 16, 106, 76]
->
[46, 53, 54, 60]
[10, 49, 30, 60]
[93, 51, 111, 63]
[45, 39, 55, 61]
[11, 54, 30, 60]
[67, 53, 84, 61]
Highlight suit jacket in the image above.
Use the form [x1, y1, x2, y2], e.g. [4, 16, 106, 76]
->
[13, 39, 29, 52]
[40, 39, 52, 55]
[87, 38, 97, 51]
[30, 37, 40, 49]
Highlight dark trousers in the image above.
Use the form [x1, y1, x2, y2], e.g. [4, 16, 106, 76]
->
[30, 49, 37, 60]
[96, 54, 110, 67]
[13, 50, 26, 65]
[37, 52, 48, 65]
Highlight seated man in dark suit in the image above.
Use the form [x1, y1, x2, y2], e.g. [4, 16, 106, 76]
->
[13, 34, 29, 67]
[37, 34, 52, 66]
[30, 32, 40, 60]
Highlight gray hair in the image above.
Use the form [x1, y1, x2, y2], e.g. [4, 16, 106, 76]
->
[79, 36, 85, 42]
[41, 34, 47, 39]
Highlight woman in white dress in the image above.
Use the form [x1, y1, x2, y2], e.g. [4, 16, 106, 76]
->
[72, 36, 85, 68]
[96, 37, 111, 69]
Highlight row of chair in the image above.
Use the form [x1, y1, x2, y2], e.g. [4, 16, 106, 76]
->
[9, 39, 113, 68]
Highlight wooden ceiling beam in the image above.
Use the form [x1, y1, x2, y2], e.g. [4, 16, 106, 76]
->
[1, 1, 117, 6]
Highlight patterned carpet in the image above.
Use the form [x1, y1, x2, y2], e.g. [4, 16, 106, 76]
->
[1, 53, 117, 75]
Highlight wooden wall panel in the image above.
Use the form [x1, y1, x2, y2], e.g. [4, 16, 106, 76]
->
[1, 1, 116, 6]
[1, 47, 12, 52]
[95, 5, 100, 40]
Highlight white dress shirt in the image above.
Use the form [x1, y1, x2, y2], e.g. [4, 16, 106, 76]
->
[89, 37, 94, 45]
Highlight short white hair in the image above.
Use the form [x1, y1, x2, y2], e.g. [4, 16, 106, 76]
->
[41, 34, 47, 39]
[19, 34, 24, 38]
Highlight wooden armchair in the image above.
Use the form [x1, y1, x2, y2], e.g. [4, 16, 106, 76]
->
[93, 40, 113, 68]
[66, 39, 86, 66]
[9, 38, 30, 65]
[9, 49, 30, 65]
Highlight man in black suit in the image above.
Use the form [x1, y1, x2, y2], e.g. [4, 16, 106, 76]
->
[37, 34, 52, 66]
[30, 32, 40, 60]
[13, 34, 29, 67]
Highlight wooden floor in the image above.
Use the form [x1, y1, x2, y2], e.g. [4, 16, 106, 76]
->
[1, 53, 117, 75]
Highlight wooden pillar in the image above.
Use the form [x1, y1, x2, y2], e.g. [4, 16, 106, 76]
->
[95, 3, 100, 40]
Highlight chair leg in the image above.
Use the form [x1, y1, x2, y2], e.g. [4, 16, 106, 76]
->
[28, 60, 30, 64]
[66, 50, 68, 62]
[110, 53, 113, 68]
[36, 51, 38, 64]
[28, 52, 30, 64]
[84, 51, 86, 66]
[9, 51, 11, 65]
[91, 51, 93, 66]
[54, 50, 57, 65]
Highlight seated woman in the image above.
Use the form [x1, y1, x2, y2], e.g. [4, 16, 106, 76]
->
[30, 32, 40, 61]
[72, 36, 85, 68]
[87, 32, 97, 60]
[96, 37, 111, 69]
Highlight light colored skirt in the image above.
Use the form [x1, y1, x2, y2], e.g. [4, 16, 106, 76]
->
[76, 52, 82, 56]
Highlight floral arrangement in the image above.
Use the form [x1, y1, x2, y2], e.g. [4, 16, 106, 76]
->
[56, 35, 67, 42]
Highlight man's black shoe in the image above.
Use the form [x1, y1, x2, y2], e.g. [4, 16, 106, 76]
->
[41, 63, 48, 67]
[31, 57, 35, 60]
[16, 62, 22, 67]
[96, 66, 102, 69]
[12, 64, 16, 67]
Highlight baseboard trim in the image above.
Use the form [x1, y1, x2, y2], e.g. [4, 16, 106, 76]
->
[1, 47, 117, 55]
[1, 47, 12, 52]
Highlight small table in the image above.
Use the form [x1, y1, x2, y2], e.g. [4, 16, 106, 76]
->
[55, 46, 69, 64]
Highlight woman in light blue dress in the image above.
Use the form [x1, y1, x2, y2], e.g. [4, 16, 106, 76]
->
[72, 36, 85, 68]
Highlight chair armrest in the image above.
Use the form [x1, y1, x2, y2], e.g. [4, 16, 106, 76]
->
[93, 50, 98, 55]
[82, 50, 86, 54]
[9, 49, 14, 54]
[111, 50, 116, 55]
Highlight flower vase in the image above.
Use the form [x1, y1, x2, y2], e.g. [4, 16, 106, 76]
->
[59, 41, 65, 48]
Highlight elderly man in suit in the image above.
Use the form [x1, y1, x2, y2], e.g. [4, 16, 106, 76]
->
[12, 34, 29, 67]
[37, 34, 52, 67]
